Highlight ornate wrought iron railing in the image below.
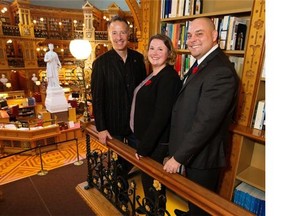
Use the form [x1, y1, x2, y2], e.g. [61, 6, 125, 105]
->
[83, 122, 254, 216]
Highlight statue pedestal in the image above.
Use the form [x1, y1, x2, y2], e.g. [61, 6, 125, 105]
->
[45, 86, 68, 113]
[51, 111, 68, 122]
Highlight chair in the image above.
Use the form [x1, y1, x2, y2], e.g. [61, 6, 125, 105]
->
[9, 105, 19, 121]
[68, 100, 78, 108]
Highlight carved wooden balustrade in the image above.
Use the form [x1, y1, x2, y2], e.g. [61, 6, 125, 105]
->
[83, 122, 254, 216]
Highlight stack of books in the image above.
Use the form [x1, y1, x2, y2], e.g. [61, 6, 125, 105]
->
[233, 182, 265, 216]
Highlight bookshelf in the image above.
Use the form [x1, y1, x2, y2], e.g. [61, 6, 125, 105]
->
[161, 8, 251, 22]
[61, 18, 73, 40]
[160, 3, 252, 78]
[159, 0, 265, 207]
[222, 0, 265, 204]
[232, 124, 265, 191]
[237, 165, 265, 191]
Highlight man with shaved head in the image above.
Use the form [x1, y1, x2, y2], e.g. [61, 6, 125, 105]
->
[163, 17, 239, 215]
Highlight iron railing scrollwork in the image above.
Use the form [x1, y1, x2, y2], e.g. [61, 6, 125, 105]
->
[86, 148, 170, 216]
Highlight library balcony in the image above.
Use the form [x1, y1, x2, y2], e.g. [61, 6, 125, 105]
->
[81, 122, 254, 216]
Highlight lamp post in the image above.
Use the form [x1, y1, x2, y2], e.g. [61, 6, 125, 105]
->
[70, 39, 93, 188]
[69, 39, 92, 122]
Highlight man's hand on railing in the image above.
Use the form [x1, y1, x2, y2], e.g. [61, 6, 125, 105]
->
[163, 156, 181, 174]
[135, 153, 143, 160]
[98, 130, 112, 144]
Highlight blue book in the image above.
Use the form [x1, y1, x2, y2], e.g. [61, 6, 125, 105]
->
[251, 185, 265, 216]
[235, 182, 247, 207]
[244, 192, 251, 211]
[164, 0, 172, 18]
[235, 182, 265, 215]
[249, 194, 256, 213]
[233, 188, 240, 205]
[258, 199, 265, 216]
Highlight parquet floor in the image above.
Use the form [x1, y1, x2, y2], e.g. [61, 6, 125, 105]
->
[0, 138, 107, 185]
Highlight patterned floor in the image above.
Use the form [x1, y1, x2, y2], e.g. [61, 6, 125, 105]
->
[0, 137, 188, 213]
[0, 138, 107, 185]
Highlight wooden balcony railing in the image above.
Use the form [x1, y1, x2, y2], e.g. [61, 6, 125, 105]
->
[84, 123, 254, 216]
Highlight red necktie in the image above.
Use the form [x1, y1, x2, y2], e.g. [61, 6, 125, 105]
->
[192, 61, 199, 74]
[183, 60, 198, 82]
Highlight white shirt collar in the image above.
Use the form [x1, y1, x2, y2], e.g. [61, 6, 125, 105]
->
[197, 44, 218, 65]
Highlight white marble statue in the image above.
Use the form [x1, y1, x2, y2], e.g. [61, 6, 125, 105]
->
[44, 43, 61, 88]
[0, 74, 8, 85]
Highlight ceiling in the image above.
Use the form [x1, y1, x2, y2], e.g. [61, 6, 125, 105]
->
[5, 0, 130, 11]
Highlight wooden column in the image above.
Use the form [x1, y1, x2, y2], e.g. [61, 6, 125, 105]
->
[0, 39, 9, 69]
[235, 0, 266, 127]
[125, 0, 161, 71]
[218, 0, 266, 200]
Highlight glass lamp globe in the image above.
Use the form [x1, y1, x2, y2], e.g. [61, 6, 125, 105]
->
[6, 82, 12, 88]
[69, 39, 92, 60]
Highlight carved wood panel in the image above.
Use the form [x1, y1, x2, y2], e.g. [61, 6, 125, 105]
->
[235, 0, 265, 127]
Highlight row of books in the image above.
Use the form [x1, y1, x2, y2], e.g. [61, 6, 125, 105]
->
[173, 54, 244, 81]
[214, 15, 249, 50]
[161, 16, 248, 52]
[161, 0, 203, 19]
[229, 56, 244, 78]
[174, 54, 196, 79]
[161, 21, 189, 50]
[252, 50, 265, 130]
[233, 182, 265, 216]
[253, 100, 265, 130]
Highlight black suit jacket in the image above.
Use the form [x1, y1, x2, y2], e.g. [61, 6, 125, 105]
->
[91, 48, 146, 136]
[134, 65, 182, 156]
[169, 47, 239, 169]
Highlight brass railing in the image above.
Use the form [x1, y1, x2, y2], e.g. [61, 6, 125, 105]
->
[84, 122, 254, 216]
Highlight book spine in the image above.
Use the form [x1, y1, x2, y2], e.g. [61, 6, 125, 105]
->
[195, 0, 202, 14]
[253, 100, 265, 130]
[184, 0, 190, 16]
[219, 15, 230, 49]
[190, 0, 195, 15]
[170, 0, 178, 17]
[226, 16, 235, 50]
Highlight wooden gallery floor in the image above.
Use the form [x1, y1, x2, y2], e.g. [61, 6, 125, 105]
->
[0, 137, 188, 215]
